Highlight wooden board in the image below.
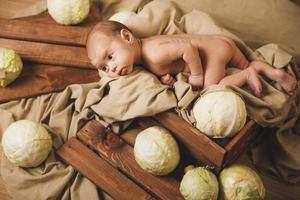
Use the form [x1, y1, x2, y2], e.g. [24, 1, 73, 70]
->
[0, 3, 101, 46]
[0, 62, 100, 103]
[57, 137, 155, 200]
[151, 112, 258, 172]
[0, 3, 101, 102]
[0, 38, 93, 69]
[55, 111, 299, 200]
[75, 120, 183, 200]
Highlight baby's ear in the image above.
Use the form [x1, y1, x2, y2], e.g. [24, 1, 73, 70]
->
[120, 29, 134, 44]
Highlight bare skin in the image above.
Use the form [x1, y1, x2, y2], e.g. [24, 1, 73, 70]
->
[86, 27, 298, 96]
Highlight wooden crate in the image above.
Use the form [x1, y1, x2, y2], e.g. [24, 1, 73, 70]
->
[56, 110, 258, 200]
[0, 6, 259, 199]
[139, 111, 259, 172]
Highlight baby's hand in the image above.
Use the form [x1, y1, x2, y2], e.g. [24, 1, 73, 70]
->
[160, 74, 176, 86]
[188, 74, 203, 90]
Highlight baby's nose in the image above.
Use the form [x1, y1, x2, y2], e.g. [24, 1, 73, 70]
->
[108, 63, 117, 72]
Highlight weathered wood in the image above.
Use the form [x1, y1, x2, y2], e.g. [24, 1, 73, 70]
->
[0, 4, 101, 46]
[0, 19, 90, 46]
[0, 63, 99, 103]
[153, 111, 226, 170]
[223, 120, 259, 167]
[56, 137, 154, 200]
[0, 38, 93, 69]
[77, 120, 183, 200]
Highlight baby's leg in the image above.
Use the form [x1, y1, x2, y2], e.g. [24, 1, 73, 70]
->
[217, 36, 249, 70]
[203, 59, 226, 88]
[249, 60, 298, 95]
[219, 67, 262, 96]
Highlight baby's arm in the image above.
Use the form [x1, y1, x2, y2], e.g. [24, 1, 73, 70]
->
[182, 44, 204, 89]
[152, 42, 204, 88]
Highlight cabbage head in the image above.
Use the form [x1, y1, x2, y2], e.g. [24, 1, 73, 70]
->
[219, 164, 265, 200]
[193, 89, 247, 138]
[180, 165, 219, 200]
[134, 126, 180, 176]
[2, 120, 53, 168]
[0, 47, 23, 87]
[47, 0, 90, 25]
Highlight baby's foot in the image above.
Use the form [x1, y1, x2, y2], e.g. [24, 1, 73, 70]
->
[274, 69, 299, 95]
[160, 74, 176, 86]
[246, 67, 262, 97]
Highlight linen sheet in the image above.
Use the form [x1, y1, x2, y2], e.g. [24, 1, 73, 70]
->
[0, 0, 299, 199]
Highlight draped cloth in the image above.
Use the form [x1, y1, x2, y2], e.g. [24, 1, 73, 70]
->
[0, 0, 300, 199]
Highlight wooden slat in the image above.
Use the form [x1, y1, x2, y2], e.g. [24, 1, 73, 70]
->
[77, 120, 183, 200]
[223, 120, 259, 167]
[153, 111, 226, 169]
[0, 19, 90, 46]
[0, 38, 93, 69]
[0, 62, 99, 103]
[0, 4, 101, 46]
[20, 3, 101, 24]
[56, 137, 154, 200]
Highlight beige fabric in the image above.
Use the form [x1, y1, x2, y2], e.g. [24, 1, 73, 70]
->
[100, 0, 300, 63]
[172, 0, 300, 63]
[0, 0, 300, 199]
[114, 0, 300, 183]
[0, 69, 176, 199]
[94, 68, 177, 123]
[0, 0, 47, 19]
[174, 45, 300, 183]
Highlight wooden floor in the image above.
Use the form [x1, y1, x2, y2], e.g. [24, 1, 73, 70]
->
[0, 144, 299, 200]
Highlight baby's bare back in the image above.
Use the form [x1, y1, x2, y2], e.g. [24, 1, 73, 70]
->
[140, 34, 237, 76]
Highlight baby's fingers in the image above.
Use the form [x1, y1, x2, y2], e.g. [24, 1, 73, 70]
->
[160, 74, 176, 86]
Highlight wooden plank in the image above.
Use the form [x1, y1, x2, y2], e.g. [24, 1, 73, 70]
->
[56, 137, 154, 200]
[223, 120, 259, 167]
[0, 38, 93, 69]
[0, 62, 99, 103]
[0, 3, 101, 46]
[153, 111, 226, 169]
[77, 120, 183, 200]
[20, 3, 102, 25]
[0, 19, 90, 46]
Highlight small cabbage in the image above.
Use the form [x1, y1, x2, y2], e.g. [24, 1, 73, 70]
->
[134, 126, 180, 175]
[219, 164, 265, 200]
[0, 47, 23, 87]
[193, 90, 247, 138]
[2, 120, 52, 168]
[47, 0, 90, 25]
[109, 11, 136, 25]
[180, 165, 219, 200]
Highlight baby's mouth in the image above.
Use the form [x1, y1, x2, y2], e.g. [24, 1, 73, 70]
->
[120, 68, 127, 76]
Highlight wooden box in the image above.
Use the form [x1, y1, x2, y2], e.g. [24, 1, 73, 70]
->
[0, 7, 259, 199]
[56, 110, 259, 200]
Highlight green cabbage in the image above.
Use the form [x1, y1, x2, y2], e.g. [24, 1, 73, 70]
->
[0, 47, 23, 87]
[193, 89, 247, 138]
[47, 0, 90, 25]
[180, 165, 219, 200]
[134, 126, 180, 175]
[219, 164, 265, 200]
[2, 120, 52, 168]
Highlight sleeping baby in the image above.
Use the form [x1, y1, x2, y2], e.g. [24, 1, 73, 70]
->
[86, 20, 298, 96]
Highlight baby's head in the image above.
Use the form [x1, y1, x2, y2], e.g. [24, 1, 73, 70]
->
[86, 21, 139, 77]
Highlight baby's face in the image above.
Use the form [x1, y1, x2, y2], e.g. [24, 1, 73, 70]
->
[87, 31, 135, 78]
